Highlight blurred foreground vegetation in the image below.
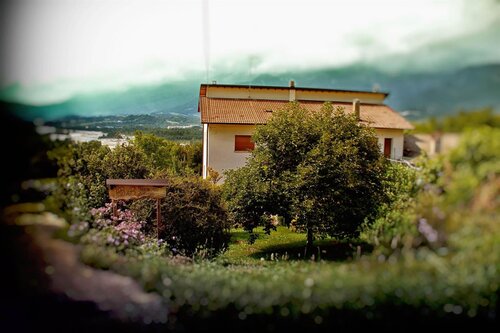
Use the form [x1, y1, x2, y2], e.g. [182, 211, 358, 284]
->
[2, 111, 499, 330]
[412, 107, 500, 133]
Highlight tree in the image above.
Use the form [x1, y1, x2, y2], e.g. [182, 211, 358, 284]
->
[223, 102, 387, 254]
[47, 142, 149, 222]
[134, 131, 202, 175]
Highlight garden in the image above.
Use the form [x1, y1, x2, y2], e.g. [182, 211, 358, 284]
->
[2, 105, 499, 331]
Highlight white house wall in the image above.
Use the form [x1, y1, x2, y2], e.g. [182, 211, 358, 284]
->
[202, 123, 209, 178]
[206, 124, 257, 180]
[204, 124, 405, 181]
[374, 128, 404, 159]
[206, 86, 386, 104]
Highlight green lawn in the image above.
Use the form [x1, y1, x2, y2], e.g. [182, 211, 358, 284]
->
[219, 226, 372, 264]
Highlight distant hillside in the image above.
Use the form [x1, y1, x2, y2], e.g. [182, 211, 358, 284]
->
[3, 63, 499, 123]
[252, 64, 500, 119]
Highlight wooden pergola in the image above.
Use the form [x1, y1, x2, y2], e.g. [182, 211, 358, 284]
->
[106, 179, 168, 239]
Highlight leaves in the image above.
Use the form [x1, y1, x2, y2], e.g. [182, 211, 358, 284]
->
[224, 102, 386, 240]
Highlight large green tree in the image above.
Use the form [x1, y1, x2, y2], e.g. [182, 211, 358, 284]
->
[224, 102, 387, 253]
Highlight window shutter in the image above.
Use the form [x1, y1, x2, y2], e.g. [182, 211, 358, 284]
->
[235, 135, 255, 152]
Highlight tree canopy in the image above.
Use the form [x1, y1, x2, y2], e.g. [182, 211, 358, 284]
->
[223, 102, 387, 251]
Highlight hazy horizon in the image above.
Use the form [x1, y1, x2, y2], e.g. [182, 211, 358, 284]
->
[1, 0, 499, 107]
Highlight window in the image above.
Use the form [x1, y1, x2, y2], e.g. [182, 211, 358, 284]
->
[235, 135, 255, 152]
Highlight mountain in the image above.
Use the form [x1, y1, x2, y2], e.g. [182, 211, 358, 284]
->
[251, 64, 500, 119]
[3, 64, 500, 122]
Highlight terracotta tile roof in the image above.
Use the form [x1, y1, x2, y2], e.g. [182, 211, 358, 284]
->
[199, 97, 414, 130]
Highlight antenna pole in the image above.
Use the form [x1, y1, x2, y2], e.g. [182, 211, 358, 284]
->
[202, 0, 211, 83]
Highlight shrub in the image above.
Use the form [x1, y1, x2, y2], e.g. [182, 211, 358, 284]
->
[135, 177, 230, 257]
[79, 202, 148, 253]
[361, 162, 419, 251]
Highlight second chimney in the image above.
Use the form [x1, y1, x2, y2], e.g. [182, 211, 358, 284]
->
[289, 80, 296, 101]
[353, 99, 360, 120]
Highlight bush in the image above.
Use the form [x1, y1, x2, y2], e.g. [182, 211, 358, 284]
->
[78, 203, 147, 253]
[133, 177, 231, 257]
[361, 162, 419, 251]
[161, 178, 230, 257]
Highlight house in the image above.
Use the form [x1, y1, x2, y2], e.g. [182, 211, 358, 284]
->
[198, 81, 414, 180]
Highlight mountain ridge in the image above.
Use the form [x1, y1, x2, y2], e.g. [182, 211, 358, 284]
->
[2, 63, 499, 122]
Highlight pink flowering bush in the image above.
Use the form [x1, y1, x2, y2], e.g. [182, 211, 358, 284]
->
[80, 202, 147, 252]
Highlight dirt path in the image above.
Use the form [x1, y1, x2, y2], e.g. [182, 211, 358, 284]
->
[1, 207, 168, 331]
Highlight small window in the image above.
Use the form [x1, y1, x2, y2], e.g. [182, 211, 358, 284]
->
[235, 135, 255, 152]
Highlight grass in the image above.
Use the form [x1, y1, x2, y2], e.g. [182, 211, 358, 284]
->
[219, 226, 372, 264]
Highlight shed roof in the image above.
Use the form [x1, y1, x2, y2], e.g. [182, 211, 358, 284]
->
[199, 97, 414, 130]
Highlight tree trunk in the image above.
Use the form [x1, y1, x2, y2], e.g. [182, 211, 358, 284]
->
[305, 228, 314, 258]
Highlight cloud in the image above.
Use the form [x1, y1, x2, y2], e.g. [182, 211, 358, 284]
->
[1, 0, 499, 104]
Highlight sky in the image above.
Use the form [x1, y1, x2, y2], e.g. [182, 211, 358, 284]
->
[1, 0, 499, 105]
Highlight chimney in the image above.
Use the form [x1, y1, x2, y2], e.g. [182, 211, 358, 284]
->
[289, 80, 296, 101]
[353, 99, 360, 120]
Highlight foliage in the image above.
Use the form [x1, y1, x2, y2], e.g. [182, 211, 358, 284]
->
[448, 126, 499, 180]
[224, 102, 387, 246]
[45, 132, 228, 256]
[224, 160, 282, 235]
[417, 126, 500, 239]
[100, 127, 203, 142]
[46, 134, 202, 223]
[46, 141, 111, 222]
[80, 210, 499, 330]
[134, 131, 202, 175]
[78, 135, 500, 326]
[361, 162, 419, 251]
[132, 177, 231, 257]
[56, 123, 499, 329]
[77, 203, 147, 253]
[364, 125, 500, 254]
[46, 142, 149, 222]
[73, 202, 172, 265]
[101, 144, 150, 179]
[136, 126, 202, 141]
[412, 107, 500, 133]
[207, 167, 222, 184]
[159, 177, 230, 257]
